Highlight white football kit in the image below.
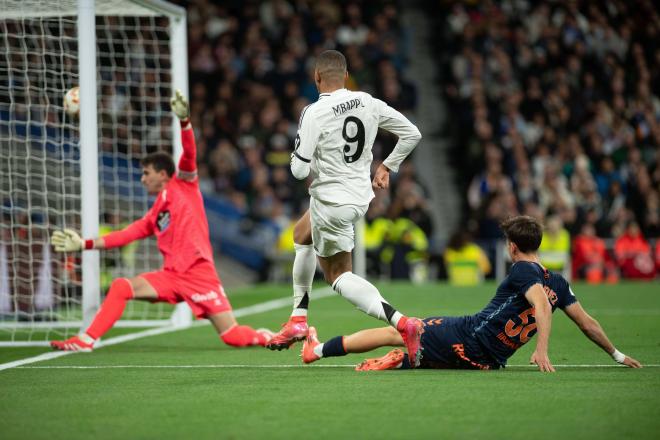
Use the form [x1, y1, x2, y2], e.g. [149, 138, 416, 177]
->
[290, 88, 421, 257]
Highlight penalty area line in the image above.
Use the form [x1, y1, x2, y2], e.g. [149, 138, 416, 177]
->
[14, 363, 660, 370]
[0, 287, 336, 372]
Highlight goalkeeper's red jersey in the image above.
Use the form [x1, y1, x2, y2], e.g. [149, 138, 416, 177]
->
[102, 127, 213, 273]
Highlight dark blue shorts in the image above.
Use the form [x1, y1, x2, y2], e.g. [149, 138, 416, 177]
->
[409, 316, 500, 370]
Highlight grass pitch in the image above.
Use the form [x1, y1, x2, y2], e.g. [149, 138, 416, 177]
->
[0, 281, 658, 439]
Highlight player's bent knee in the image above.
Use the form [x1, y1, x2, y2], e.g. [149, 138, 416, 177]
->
[108, 278, 134, 300]
[323, 273, 334, 285]
[293, 226, 312, 246]
[327, 268, 351, 287]
[293, 211, 312, 245]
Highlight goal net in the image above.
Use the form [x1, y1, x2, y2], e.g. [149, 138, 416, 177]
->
[0, 0, 189, 346]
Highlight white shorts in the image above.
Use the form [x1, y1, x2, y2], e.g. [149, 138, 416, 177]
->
[309, 197, 368, 257]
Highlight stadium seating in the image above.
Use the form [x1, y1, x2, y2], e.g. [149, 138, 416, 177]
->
[437, 0, 659, 280]
[180, 0, 428, 278]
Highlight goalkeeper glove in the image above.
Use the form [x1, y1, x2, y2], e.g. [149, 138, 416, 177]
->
[170, 89, 190, 121]
[51, 228, 84, 252]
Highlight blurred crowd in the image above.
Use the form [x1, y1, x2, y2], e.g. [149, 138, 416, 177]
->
[174, 0, 432, 279]
[437, 0, 660, 282]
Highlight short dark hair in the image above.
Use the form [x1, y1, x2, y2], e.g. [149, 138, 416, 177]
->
[315, 50, 347, 82]
[141, 152, 175, 177]
[500, 215, 543, 253]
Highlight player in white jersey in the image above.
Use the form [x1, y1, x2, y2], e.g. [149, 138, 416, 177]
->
[266, 50, 426, 366]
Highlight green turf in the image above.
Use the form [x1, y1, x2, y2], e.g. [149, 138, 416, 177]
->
[0, 281, 658, 440]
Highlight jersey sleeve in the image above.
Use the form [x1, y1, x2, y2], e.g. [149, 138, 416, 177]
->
[101, 211, 154, 249]
[177, 124, 197, 180]
[556, 277, 578, 309]
[374, 98, 422, 173]
[508, 262, 544, 297]
[290, 105, 320, 180]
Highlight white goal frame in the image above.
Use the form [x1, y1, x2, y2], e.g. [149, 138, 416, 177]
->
[0, 0, 191, 346]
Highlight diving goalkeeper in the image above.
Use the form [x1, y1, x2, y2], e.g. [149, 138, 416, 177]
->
[50, 91, 272, 351]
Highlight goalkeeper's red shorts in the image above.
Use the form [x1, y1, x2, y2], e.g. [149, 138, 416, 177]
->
[139, 260, 232, 319]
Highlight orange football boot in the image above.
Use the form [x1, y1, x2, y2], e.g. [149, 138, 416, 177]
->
[301, 326, 321, 364]
[355, 349, 405, 371]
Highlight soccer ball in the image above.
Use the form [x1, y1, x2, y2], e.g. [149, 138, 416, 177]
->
[63, 86, 80, 117]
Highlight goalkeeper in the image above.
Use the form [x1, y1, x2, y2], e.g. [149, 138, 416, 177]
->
[50, 91, 273, 351]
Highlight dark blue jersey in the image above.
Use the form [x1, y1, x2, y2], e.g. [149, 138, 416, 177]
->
[469, 261, 577, 366]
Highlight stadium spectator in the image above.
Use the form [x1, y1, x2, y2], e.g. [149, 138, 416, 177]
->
[438, 0, 659, 270]
[172, 0, 424, 275]
[388, 162, 433, 238]
[181, 0, 419, 224]
[99, 212, 138, 292]
[614, 221, 656, 280]
[572, 223, 617, 284]
[380, 217, 429, 282]
[363, 194, 393, 277]
[0, 208, 52, 318]
[538, 215, 570, 276]
[443, 229, 491, 286]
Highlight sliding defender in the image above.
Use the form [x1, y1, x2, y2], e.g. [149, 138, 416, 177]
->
[302, 216, 642, 372]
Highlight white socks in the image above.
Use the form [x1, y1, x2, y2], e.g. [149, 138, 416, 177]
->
[291, 243, 315, 317]
[332, 272, 403, 327]
[313, 343, 324, 358]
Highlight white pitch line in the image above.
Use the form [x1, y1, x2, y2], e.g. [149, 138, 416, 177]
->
[0, 287, 336, 372]
[16, 364, 355, 369]
[13, 363, 660, 370]
[507, 364, 660, 368]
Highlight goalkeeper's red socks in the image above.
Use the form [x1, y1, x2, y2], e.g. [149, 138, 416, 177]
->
[220, 324, 272, 347]
[86, 278, 134, 340]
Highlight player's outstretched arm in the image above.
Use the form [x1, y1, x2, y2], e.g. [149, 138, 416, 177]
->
[52, 215, 154, 252]
[525, 284, 555, 372]
[563, 302, 642, 368]
[170, 89, 197, 181]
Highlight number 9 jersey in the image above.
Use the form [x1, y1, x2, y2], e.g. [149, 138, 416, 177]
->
[290, 88, 422, 205]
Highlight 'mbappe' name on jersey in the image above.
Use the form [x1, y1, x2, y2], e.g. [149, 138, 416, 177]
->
[332, 98, 365, 117]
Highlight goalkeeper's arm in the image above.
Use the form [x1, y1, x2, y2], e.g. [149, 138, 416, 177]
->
[51, 216, 153, 252]
[170, 89, 197, 180]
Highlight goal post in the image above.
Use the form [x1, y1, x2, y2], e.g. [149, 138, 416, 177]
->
[78, 0, 101, 331]
[0, 0, 190, 346]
